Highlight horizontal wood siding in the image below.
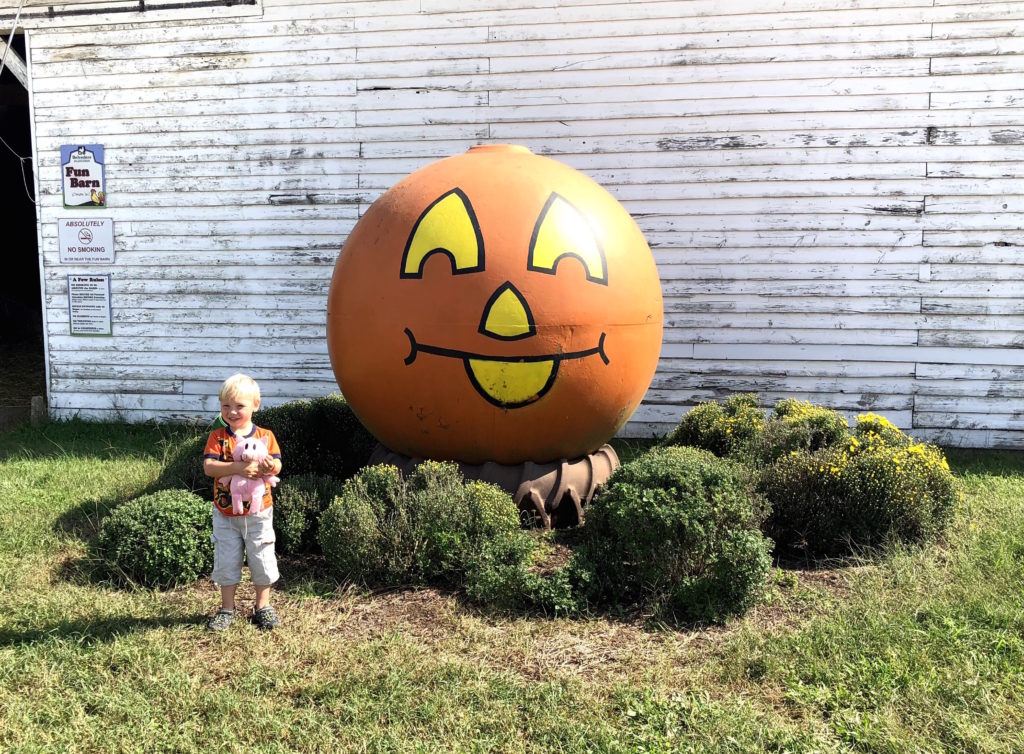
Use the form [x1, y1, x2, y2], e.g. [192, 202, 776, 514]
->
[20, 0, 1024, 448]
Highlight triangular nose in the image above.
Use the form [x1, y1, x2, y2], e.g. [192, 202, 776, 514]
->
[479, 282, 536, 340]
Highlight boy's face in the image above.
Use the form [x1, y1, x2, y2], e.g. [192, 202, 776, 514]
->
[220, 392, 260, 433]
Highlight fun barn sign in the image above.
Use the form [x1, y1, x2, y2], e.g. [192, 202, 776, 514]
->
[60, 144, 106, 208]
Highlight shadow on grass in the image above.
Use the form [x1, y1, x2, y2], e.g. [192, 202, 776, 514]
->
[54, 495, 125, 544]
[609, 436, 659, 465]
[57, 545, 123, 588]
[772, 549, 870, 573]
[0, 613, 205, 648]
[274, 554, 340, 599]
[945, 447, 1024, 477]
[0, 418, 195, 463]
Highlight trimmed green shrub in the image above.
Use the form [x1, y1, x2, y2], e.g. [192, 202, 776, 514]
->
[272, 474, 346, 555]
[663, 393, 765, 458]
[516, 561, 583, 617]
[256, 394, 376, 481]
[571, 446, 772, 624]
[318, 464, 407, 584]
[760, 427, 961, 557]
[844, 440, 959, 544]
[318, 462, 541, 607]
[749, 399, 850, 465]
[853, 412, 911, 449]
[96, 489, 212, 588]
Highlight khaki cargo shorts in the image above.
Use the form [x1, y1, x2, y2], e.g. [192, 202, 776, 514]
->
[211, 506, 279, 586]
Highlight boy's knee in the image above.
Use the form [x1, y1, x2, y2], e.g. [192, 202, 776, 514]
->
[211, 531, 245, 585]
[246, 536, 279, 586]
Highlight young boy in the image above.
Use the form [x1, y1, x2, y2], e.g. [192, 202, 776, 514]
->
[203, 374, 283, 631]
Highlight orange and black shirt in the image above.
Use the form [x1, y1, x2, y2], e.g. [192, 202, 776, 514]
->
[204, 425, 282, 517]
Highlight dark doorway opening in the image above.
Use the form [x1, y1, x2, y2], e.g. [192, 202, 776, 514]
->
[1, 32, 45, 426]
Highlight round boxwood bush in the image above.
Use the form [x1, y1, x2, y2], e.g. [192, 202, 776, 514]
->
[663, 393, 765, 458]
[318, 464, 410, 585]
[749, 398, 850, 465]
[256, 394, 376, 480]
[272, 474, 346, 555]
[96, 489, 213, 588]
[571, 445, 772, 624]
[318, 462, 540, 607]
[760, 426, 961, 557]
[853, 411, 911, 449]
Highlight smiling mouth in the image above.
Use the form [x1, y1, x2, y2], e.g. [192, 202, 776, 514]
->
[403, 327, 608, 408]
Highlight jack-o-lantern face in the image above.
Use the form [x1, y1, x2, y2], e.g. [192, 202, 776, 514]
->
[327, 145, 663, 465]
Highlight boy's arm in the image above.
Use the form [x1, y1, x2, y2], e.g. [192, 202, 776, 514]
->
[258, 456, 282, 475]
[260, 430, 282, 475]
[204, 458, 259, 479]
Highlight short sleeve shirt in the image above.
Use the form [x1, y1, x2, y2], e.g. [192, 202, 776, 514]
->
[204, 425, 282, 517]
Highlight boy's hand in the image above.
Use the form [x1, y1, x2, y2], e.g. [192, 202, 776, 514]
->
[244, 461, 260, 479]
[258, 457, 277, 474]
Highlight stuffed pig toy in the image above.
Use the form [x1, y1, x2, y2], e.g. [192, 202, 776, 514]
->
[222, 435, 280, 515]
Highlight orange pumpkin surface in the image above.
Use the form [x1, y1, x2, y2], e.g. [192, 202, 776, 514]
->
[327, 144, 663, 465]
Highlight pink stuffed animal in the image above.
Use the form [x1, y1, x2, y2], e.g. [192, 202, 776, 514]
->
[221, 436, 280, 515]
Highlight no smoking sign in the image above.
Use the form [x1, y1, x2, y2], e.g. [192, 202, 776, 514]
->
[58, 217, 114, 264]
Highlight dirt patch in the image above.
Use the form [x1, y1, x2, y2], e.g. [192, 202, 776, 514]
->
[277, 584, 720, 686]
[177, 559, 859, 688]
[745, 564, 860, 637]
[332, 586, 466, 642]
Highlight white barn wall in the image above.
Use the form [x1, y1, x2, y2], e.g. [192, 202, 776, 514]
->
[5, 0, 1023, 447]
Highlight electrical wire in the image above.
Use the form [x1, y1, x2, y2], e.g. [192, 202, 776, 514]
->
[0, 134, 35, 205]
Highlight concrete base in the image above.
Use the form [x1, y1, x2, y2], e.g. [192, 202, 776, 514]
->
[30, 395, 47, 426]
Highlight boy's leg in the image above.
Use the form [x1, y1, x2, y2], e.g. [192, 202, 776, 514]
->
[254, 583, 270, 610]
[251, 585, 280, 630]
[211, 509, 245, 606]
[244, 507, 279, 589]
[246, 508, 280, 629]
[221, 583, 237, 611]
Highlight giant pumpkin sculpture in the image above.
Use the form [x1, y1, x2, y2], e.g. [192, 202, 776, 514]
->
[327, 145, 663, 521]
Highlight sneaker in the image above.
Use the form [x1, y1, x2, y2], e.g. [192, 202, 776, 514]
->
[207, 609, 235, 632]
[251, 605, 281, 631]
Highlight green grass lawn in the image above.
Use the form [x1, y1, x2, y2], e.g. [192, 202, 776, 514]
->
[1, 421, 1022, 753]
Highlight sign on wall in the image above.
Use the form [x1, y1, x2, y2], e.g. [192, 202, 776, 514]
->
[61, 144, 106, 208]
[58, 218, 114, 263]
[67, 274, 113, 336]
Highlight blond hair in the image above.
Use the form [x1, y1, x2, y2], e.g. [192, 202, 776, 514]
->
[219, 373, 261, 403]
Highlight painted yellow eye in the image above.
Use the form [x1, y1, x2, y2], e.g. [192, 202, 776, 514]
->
[527, 193, 607, 284]
[401, 188, 484, 277]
